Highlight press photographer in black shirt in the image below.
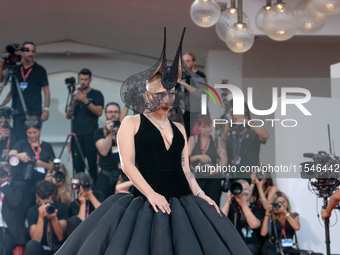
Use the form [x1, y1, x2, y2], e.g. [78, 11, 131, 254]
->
[66, 68, 104, 184]
[222, 179, 264, 255]
[94, 102, 121, 198]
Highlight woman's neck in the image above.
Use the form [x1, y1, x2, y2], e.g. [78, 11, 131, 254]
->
[146, 111, 167, 121]
[29, 139, 40, 146]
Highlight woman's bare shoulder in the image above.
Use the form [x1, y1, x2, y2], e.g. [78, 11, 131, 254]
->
[120, 114, 141, 134]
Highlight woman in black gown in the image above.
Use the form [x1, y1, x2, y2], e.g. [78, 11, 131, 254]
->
[56, 28, 251, 255]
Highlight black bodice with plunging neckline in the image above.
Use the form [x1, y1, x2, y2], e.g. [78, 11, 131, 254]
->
[133, 114, 192, 200]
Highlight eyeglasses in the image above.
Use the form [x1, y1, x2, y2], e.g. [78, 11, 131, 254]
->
[106, 111, 120, 114]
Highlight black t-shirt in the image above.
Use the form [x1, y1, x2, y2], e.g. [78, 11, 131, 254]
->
[227, 128, 265, 177]
[0, 126, 16, 161]
[12, 62, 49, 116]
[72, 89, 104, 135]
[12, 139, 55, 182]
[69, 190, 106, 217]
[228, 202, 264, 245]
[94, 128, 120, 173]
[27, 201, 69, 252]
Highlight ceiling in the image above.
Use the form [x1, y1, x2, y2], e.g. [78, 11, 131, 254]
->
[1, 0, 340, 65]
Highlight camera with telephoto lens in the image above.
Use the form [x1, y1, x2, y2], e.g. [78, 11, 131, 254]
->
[256, 171, 266, 181]
[230, 182, 243, 196]
[272, 201, 281, 210]
[44, 201, 56, 215]
[0, 162, 11, 179]
[71, 178, 91, 192]
[51, 158, 64, 183]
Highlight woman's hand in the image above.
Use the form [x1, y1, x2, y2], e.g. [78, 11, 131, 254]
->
[16, 152, 31, 163]
[146, 191, 171, 214]
[198, 192, 221, 216]
[200, 154, 212, 164]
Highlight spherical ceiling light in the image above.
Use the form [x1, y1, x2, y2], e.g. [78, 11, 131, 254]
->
[305, 0, 328, 20]
[263, 1, 298, 41]
[215, 8, 250, 42]
[295, 0, 326, 33]
[190, 0, 221, 28]
[226, 23, 255, 53]
[310, 0, 340, 16]
[255, 5, 272, 32]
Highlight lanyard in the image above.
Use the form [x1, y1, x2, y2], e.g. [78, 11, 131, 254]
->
[281, 217, 287, 238]
[21, 66, 34, 82]
[85, 201, 90, 218]
[200, 136, 210, 155]
[234, 130, 247, 156]
[30, 141, 41, 160]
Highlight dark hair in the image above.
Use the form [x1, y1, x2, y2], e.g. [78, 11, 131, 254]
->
[168, 113, 184, 124]
[25, 116, 42, 130]
[105, 102, 120, 113]
[21, 41, 36, 48]
[36, 180, 56, 199]
[74, 172, 92, 185]
[78, 68, 92, 78]
[195, 115, 212, 127]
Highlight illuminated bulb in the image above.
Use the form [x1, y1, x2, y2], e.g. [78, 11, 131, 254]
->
[215, 8, 250, 42]
[295, 0, 326, 33]
[226, 23, 255, 53]
[190, 0, 221, 28]
[255, 6, 272, 32]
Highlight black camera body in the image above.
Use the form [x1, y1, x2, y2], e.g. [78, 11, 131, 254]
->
[71, 179, 91, 192]
[24, 157, 37, 180]
[0, 107, 13, 120]
[52, 158, 64, 183]
[65, 77, 76, 93]
[111, 120, 121, 128]
[256, 171, 266, 181]
[230, 182, 243, 196]
[45, 202, 56, 215]
[272, 201, 281, 210]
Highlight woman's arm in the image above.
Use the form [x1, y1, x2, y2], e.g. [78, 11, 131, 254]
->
[117, 115, 171, 214]
[174, 123, 220, 214]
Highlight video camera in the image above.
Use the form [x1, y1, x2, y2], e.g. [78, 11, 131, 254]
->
[65, 77, 76, 93]
[1, 44, 27, 69]
[71, 178, 91, 192]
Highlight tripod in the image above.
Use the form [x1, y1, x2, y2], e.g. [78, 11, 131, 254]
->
[59, 85, 89, 177]
[322, 197, 331, 255]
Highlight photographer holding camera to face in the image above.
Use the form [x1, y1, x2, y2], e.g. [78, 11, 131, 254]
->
[94, 102, 122, 198]
[8, 116, 55, 216]
[25, 180, 68, 255]
[0, 161, 27, 255]
[0, 42, 50, 142]
[221, 179, 264, 255]
[0, 107, 16, 161]
[66, 172, 105, 237]
[260, 191, 300, 255]
[45, 160, 72, 207]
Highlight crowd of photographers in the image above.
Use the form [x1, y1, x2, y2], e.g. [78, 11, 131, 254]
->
[0, 42, 336, 255]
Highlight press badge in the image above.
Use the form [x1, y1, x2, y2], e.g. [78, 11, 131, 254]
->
[112, 146, 119, 154]
[35, 167, 45, 174]
[282, 238, 293, 247]
[20, 82, 28, 91]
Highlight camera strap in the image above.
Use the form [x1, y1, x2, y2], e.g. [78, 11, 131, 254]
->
[29, 141, 41, 160]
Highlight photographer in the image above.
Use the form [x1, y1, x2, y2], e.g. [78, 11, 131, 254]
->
[45, 163, 72, 206]
[0, 42, 50, 142]
[94, 102, 121, 198]
[66, 68, 104, 184]
[0, 162, 27, 255]
[221, 179, 264, 255]
[321, 189, 340, 221]
[223, 104, 269, 182]
[25, 180, 68, 255]
[260, 191, 300, 255]
[0, 107, 16, 160]
[67, 173, 105, 237]
[9, 116, 55, 216]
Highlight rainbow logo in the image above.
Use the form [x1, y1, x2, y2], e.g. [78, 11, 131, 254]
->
[199, 83, 223, 106]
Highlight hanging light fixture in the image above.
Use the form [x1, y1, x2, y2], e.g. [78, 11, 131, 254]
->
[226, 0, 255, 53]
[215, 0, 250, 42]
[255, 0, 272, 32]
[295, 0, 326, 33]
[263, 0, 298, 41]
[190, 0, 221, 28]
[310, 0, 340, 16]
